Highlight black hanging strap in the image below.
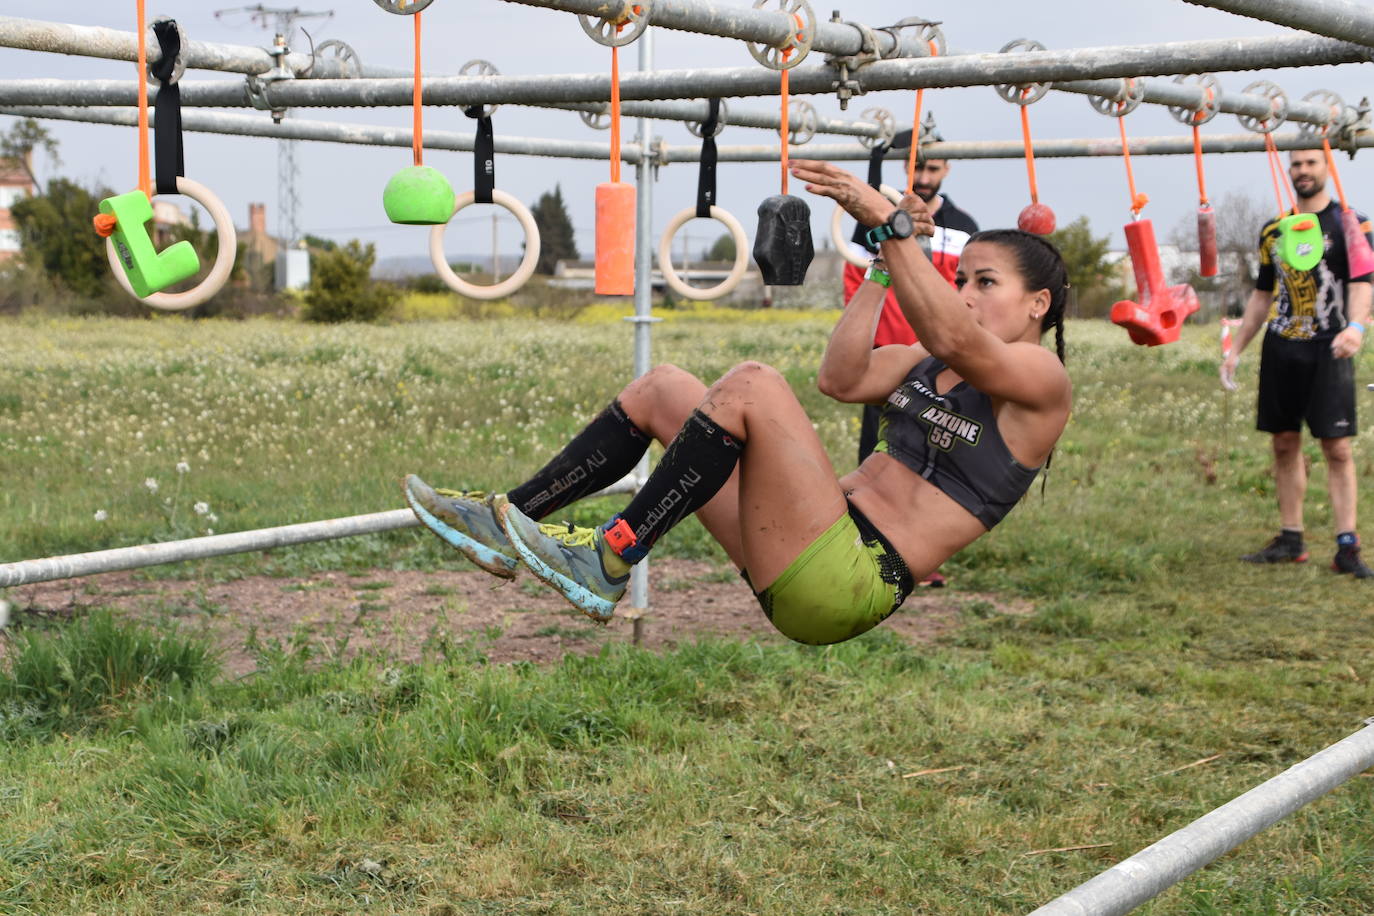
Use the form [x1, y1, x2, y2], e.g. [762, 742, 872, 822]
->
[464, 105, 495, 205]
[150, 19, 184, 195]
[695, 98, 720, 219]
[851, 142, 889, 252]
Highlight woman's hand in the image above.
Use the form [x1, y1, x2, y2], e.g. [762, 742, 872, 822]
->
[790, 159, 895, 227]
[897, 193, 936, 239]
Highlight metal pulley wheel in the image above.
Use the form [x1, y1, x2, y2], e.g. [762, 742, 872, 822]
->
[787, 99, 818, 146]
[311, 40, 362, 79]
[686, 99, 728, 138]
[148, 17, 188, 85]
[579, 0, 652, 47]
[994, 39, 1051, 105]
[1237, 80, 1288, 134]
[858, 107, 896, 150]
[459, 59, 501, 117]
[880, 17, 946, 58]
[579, 106, 612, 130]
[747, 0, 816, 70]
[1088, 78, 1145, 118]
[371, 0, 436, 14]
[1168, 73, 1222, 126]
[1299, 89, 1349, 137]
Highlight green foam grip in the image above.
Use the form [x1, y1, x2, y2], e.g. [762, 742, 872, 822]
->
[99, 190, 201, 298]
[1278, 212, 1324, 273]
[382, 165, 456, 225]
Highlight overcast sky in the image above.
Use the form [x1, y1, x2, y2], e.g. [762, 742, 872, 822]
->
[3, 1, 1372, 268]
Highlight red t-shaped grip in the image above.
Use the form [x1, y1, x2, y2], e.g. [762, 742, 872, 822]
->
[1109, 219, 1199, 346]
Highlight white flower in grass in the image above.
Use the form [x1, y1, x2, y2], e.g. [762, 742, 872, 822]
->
[193, 502, 210, 516]
[207, 513, 218, 524]
[93, 509, 108, 522]
[144, 478, 159, 493]
[176, 461, 190, 474]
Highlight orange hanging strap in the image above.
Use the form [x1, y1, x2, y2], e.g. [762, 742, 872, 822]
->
[1262, 130, 1296, 216]
[411, 11, 424, 166]
[609, 44, 622, 183]
[1019, 91, 1040, 205]
[1320, 132, 1351, 211]
[779, 61, 790, 193]
[1117, 114, 1147, 219]
[904, 40, 939, 195]
[134, 0, 149, 197]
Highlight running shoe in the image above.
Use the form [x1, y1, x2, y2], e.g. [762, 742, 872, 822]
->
[496, 498, 628, 622]
[1333, 543, 1373, 579]
[402, 474, 519, 579]
[1241, 533, 1308, 564]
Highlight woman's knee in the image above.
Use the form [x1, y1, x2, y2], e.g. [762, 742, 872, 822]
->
[712, 361, 787, 398]
[621, 364, 705, 430]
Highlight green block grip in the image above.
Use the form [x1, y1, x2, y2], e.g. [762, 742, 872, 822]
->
[1278, 213, 1324, 273]
[99, 190, 201, 298]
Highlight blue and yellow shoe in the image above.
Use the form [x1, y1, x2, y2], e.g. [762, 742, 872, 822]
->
[496, 498, 628, 622]
[402, 474, 519, 579]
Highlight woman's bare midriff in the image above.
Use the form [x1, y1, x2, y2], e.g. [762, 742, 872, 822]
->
[839, 452, 988, 580]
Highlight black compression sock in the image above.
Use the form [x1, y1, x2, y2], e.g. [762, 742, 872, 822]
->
[614, 409, 743, 554]
[507, 399, 650, 519]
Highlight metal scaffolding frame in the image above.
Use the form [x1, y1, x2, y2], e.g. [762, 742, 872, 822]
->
[3, 4, 1374, 909]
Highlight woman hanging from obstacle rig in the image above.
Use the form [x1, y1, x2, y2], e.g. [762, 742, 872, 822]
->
[404, 160, 1073, 646]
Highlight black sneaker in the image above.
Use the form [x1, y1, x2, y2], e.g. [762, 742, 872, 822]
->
[1241, 534, 1309, 564]
[1333, 544, 1373, 579]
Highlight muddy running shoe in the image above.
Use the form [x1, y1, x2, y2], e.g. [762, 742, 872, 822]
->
[497, 499, 628, 622]
[1333, 542, 1373, 579]
[1241, 532, 1308, 564]
[402, 474, 519, 579]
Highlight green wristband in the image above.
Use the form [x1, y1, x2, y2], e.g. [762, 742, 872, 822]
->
[864, 263, 892, 288]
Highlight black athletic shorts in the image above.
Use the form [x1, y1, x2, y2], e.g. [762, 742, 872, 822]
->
[1256, 332, 1357, 438]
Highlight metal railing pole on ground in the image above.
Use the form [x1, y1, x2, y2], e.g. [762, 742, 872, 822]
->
[0, 479, 638, 588]
[1183, 0, 1374, 48]
[1027, 720, 1374, 916]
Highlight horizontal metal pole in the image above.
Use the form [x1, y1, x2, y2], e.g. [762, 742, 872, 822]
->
[0, 14, 373, 79]
[1027, 721, 1374, 916]
[0, 478, 638, 588]
[0, 35, 1361, 112]
[8, 106, 1364, 163]
[495, 0, 933, 59]
[691, 130, 1374, 161]
[0, 105, 632, 162]
[548, 100, 891, 139]
[1184, 0, 1374, 49]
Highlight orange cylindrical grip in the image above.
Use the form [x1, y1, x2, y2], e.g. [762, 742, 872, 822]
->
[1196, 206, 1218, 278]
[595, 182, 636, 296]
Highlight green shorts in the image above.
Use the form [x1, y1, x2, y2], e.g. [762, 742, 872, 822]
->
[751, 503, 913, 646]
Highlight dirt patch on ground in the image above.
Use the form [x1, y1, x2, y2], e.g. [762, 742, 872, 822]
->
[5, 561, 1028, 676]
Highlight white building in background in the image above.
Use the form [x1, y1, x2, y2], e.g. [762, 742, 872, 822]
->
[0, 153, 35, 261]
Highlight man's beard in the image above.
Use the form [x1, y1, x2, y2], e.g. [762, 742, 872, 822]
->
[1294, 179, 1324, 200]
[915, 182, 942, 202]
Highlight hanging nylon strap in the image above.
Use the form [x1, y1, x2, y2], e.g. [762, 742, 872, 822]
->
[1263, 130, 1297, 217]
[904, 39, 938, 195]
[411, 12, 425, 166]
[150, 19, 184, 195]
[135, 0, 150, 197]
[609, 45, 622, 183]
[1191, 92, 1212, 207]
[1117, 114, 1148, 219]
[1320, 132, 1352, 212]
[1019, 88, 1040, 206]
[464, 105, 495, 205]
[695, 98, 719, 218]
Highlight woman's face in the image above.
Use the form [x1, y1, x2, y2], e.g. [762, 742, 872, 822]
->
[954, 241, 1049, 343]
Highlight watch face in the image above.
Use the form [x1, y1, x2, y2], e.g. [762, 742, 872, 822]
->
[890, 209, 914, 238]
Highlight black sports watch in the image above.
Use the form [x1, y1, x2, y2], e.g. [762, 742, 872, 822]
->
[865, 209, 914, 247]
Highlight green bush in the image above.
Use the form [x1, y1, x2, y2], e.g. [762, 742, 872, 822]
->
[301, 240, 399, 323]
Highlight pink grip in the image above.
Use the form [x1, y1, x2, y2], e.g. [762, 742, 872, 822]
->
[1197, 206, 1218, 278]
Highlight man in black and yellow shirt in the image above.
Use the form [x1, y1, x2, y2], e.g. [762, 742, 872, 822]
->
[1221, 148, 1374, 577]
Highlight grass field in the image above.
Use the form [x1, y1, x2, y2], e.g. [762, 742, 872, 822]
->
[1, 311, 1373, 915]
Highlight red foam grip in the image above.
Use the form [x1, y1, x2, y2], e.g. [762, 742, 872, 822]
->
[1197, 206, 1218, 278]
[1110, 219, 1200, 347]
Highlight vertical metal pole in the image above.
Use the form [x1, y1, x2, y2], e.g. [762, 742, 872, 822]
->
[627, 26, 655, 645]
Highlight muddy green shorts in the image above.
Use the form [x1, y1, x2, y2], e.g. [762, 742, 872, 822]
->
[750, 503, 914, 646]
